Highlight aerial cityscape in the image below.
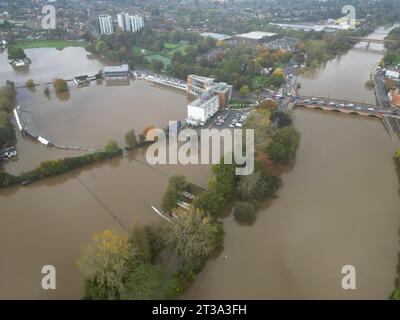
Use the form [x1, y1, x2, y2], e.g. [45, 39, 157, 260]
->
[1, 0, 400, 303]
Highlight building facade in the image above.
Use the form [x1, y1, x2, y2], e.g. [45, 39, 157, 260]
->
[117, 13, 144, 33]
[98, 15, 113, 35]
[187, 74, 216, 96]
[103, 65, 129, 79]
[210, 82, 233, 108]
[187, 93, 219, 125]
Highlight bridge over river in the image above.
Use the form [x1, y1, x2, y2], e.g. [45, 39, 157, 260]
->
[293, 96, 400, 145]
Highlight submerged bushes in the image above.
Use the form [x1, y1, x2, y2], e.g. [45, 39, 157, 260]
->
[0, 141, 122, 188]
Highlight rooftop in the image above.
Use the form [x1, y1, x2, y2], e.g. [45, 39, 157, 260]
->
[189, 92, 218, 108]
[200, 32, 231, 41]
[103, 65, 129, 73]
[189, 74, 215, 83]
[235, 31, 278, 40]
[211, 82, 232, 93]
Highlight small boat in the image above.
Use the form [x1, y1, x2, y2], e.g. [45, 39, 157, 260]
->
[150, 205, 171, 222]
[21, 179, 33, 186]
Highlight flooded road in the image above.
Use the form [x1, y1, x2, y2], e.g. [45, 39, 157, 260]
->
[182, 27, 400, 299]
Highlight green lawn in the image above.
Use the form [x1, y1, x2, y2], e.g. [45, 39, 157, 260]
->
[164, 42, 181, 50]
[165, 44, 191, 58]
[13, 40, 85, 49]
[145, 54, 172, 68]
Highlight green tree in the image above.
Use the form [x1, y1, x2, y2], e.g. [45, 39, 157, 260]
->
[233, 201, 257, 224]
[161, 175, 188, 213]
[193, 188, 225, 218]
[267, 127, 300, 165]
[210, 162, 236, 201]
[120, 264, 172, 300]
[104, 140, 120, 153]
[167, 206, 219, 273]
[125, 129, 138, 149]
[53, 78, 68, 94]
[77, 230, 137, 300]
[7, 47, 26, 60]
[25, 79, 35, 88]
[239, 84, 250, 96]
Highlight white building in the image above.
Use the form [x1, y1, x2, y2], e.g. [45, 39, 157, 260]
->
[117, 13, 131, 31]
[99, 15, 113, 34]
[117, 13, 144, 33]
[187, 93, 220, 125]
[129, 15, 144, 32]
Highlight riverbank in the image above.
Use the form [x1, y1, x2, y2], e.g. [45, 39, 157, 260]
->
[12, 40, 86, 50]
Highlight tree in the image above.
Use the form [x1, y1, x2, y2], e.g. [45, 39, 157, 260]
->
[77, 230, 136, 300]
[270, 111, 293, 128]
[25, 79, 35, 88]
[44, 87, 50, 98]
[193, 188, 225, 218]
[53, 78, 68, 94]
[120, 264, 172, 300]
[104, 140, 120, 153]
[239, 84, 250, 96]
[233, 201, 256, 224]
[7, 47, 26, 60]
[259, 99, 278, 112]
[161, 175, 188, 213]
[0, 85, 17, 113]
[210, 162, 236, 201]
[166, 206, 219, 273]
[125, 129, 138, 149]
[267, 127, 300, 165]
[129, 225, 153, 264]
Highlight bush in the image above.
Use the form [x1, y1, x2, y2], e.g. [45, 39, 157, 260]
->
[25, 79, 35, 88]
[233, 201, 257, 224]
[53, 78, 68, 94]
[120, 264, 173, 300]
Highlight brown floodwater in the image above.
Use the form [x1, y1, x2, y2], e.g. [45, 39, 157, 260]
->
[0, 47, 104, 87]
[1, 27, 400, 299]
[0, 47, 210, 299]
[182, 26, 400, 299]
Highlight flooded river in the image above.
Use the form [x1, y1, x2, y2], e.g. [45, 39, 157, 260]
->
[1, 27, 400, 299]
[182, 27, 400, 299]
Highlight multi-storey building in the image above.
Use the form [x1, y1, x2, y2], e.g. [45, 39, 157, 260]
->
[98, 15, 113, 34]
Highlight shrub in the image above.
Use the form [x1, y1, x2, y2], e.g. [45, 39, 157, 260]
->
[25, 79, 35, 88]
[233, 201, 257, 224]
[53, 78, 68, 94]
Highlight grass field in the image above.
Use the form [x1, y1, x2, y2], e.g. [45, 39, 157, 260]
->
[165, 44, 192, 58]
[164, 43, 181, 50]
[145, 54, 172, 69]
[13, 40, 85, 49]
